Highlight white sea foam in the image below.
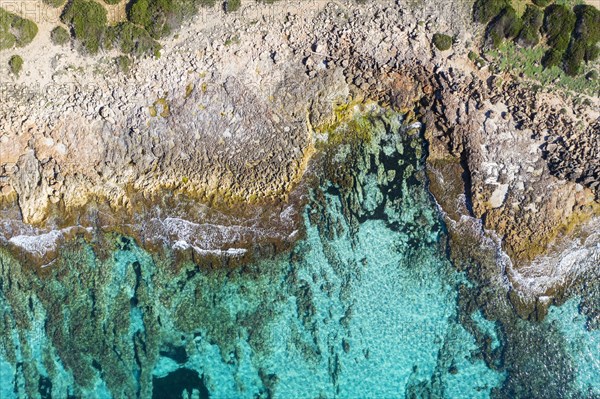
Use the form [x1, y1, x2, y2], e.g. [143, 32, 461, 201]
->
[152, 216, 278, 256]
[509, 218, 600, 296]
[8, 227, 91, 258]
[446, 207, 600, 297]
[172, 240, 247, 256]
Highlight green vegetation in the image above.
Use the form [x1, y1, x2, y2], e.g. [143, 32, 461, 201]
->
[487, 40, 599, 95]
[541, 4, 577, 69]
[115, 55, 131, 73]
[516, 5, 543, 47]
[0, 8, 38, 50]
[225, 0, 241, 13]
[106, 22, 161, 57]
[468, 50, 486, 67]
[51, 26, 70, 45]
[473, 0, 510, 24]
[3, 0, 241, 61]
[43, 0, 67, 7]
[9, 54, 23, 76]
[563, 5, 600, 75]
[473, 0, 599, 77]
[486, 5, 523, 48]
[128, 0, 203, 39]
[149, 98, 170, 118]
[59, 0, 164, 58]
[432, 33, 452, 51]
[61, 0, 108, 54]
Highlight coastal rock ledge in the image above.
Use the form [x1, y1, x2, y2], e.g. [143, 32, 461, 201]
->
[0, 0, 599, 301]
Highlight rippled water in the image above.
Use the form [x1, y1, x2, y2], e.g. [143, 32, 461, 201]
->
[0, 109, 598, 398]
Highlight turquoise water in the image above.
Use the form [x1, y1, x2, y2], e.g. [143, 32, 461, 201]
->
[0, 110, 599, 398]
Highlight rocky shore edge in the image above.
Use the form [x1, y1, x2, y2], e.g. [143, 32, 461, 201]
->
[0, 0, 599, 317]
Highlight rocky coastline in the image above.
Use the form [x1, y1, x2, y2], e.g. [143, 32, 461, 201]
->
[1, 0, 599, 316]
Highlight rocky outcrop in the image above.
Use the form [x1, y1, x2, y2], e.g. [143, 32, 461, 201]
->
[0, 0, 598, 278]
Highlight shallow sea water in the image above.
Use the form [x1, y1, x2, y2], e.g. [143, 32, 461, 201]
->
[0, 110, 598, 398]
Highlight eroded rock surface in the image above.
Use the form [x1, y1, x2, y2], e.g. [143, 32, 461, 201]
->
[0, 0, 598, 288]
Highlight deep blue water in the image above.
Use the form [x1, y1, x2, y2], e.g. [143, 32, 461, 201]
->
[0, 110, 598, 398]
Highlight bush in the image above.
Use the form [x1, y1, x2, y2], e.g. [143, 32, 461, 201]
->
[224, 0, 241, 13]
[61, 0, 108, 54]
[128, 0, 199, 39]
[586, 45, 599, 62]
[516, 5, 543, 47]
[542, 48, 562, 68]
[432, 33, 452, 51]
[104, 0, 121, 4]
[42, 0, 66, 6]
[532, 0, 552, 7]
[9, 54, 23, 76]
[486, 6, 522, 48]
[106, 22, 162, 57]
[51, 26, 70, 45]
[573, 5, 600, 43]
[115, 55, 131, 73]
[562, 5, 600, 75]
[473, 0, 510, 24]
[543, 5, 576, 52]
[541, 4, 576, 70]
[563, 38, 586, 76]
[0, 8, 39, 50]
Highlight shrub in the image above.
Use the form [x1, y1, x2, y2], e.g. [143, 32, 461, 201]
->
[9, 54, 23, 75]
[542, 4, 576, 70]
[532, 0, 552, 7]
[563, 5, 600, 75]
[542, 48, 563, 68]
[585, 45, 599, 62]
[128, 0, 199, 39]
[224, 0, 241, 13]
[61, 0, 108, 54]
[516, 5, 543, 47]
[106, 22, 162, 57]
[115, 55, 131, 73]
[43, 0, 67, 6]
[543, 5, 576, 52]
[473, 0, 510, 24]
[0, 8, 39, 50]
[573, 5, 600, 43]
[432, 33, 452, 51]
[486, 6, 522, 48]
[468, 50, 486, 67]
[51, 26, 70, 45]
[563, 38, 586, 76]
[104, 0, 121, 4]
